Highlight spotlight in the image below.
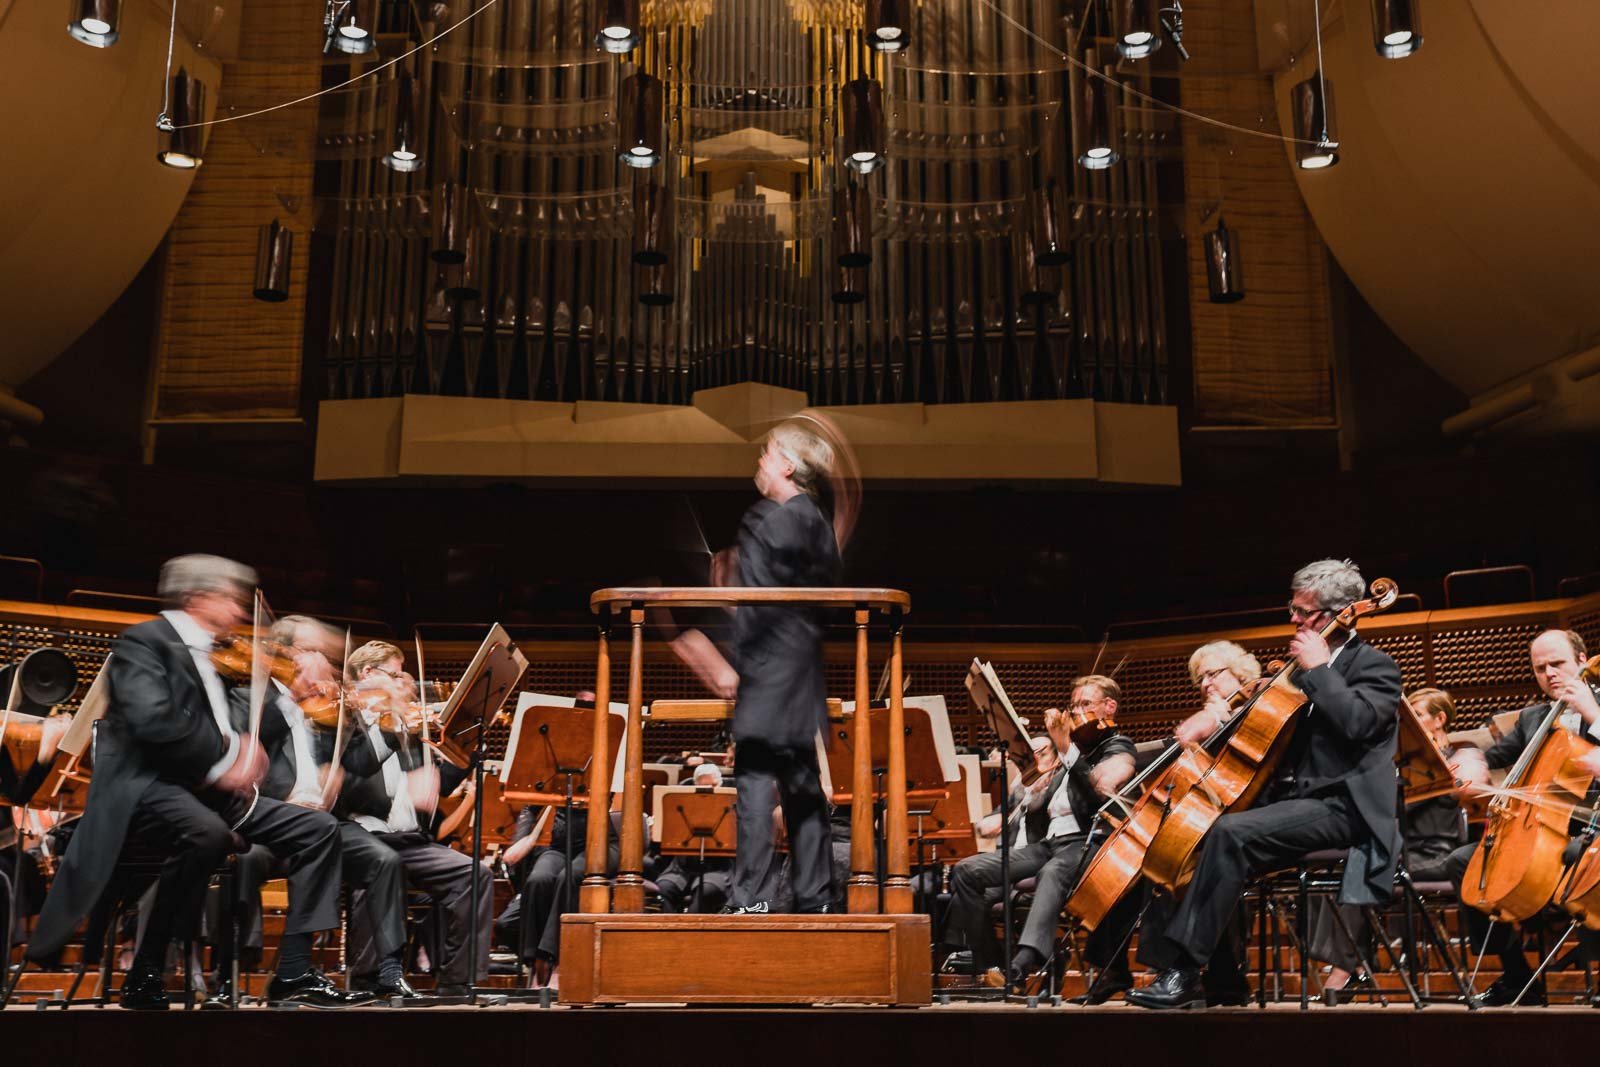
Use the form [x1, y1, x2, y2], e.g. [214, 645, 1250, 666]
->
[325, 1, 375, 55]
[382, 69, 421, 172]
[157, 68, 206, 169]
[253, 220, 295, 302]
[1371, 0, 1422, 58]
[866, 0, 907, 53]
[596, 0, 641, 53]
[842, 78, 885, 174]
[618, 72, 664, 168]
[1073, 58, 1120, 170]
[1115, 0, 1161, 59]
[1203, 215, 1244, 303]
[1291, 77, 1339, 169]
[68, 0, 120, 47]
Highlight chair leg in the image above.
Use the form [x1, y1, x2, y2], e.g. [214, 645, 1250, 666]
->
[1255, 886, 1268, 1008]
[1297, 870, 1310, 1012]
[0, 955, 25, 1009]
[99, 906, 121, 1008]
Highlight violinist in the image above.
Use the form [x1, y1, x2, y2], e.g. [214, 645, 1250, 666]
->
[2, 712, 72, 955]
[1127, 559, 1403, 1010]
[337, 640, 492, 997]
[944, 675, 1135, 987]
[27, 555, 364, 1010]
[1441, 629, 1600, 1006]
[222, 616, 421, 1001]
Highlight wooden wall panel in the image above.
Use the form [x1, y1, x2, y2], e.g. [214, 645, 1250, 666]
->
[149, 0, 322, 421]
[1180, 0, 1335, 426]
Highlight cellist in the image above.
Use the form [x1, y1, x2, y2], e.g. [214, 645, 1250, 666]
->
[1442, 629, 1600, 1006]
[1127, 559, 1403, 1010]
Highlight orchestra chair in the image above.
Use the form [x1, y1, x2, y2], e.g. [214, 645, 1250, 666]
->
[2, 836, 243, 1011]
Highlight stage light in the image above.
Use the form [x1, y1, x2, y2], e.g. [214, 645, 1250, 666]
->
[1291, 76, 1339, 170]
[832, 178, 871, 268]
[1203, 216, 1244, 303]
[831, 265, 866, 305]
[842, 78, 885, 174]
[68, 0, 120, 47]
[596, 0, 641, 53]
[382, 69, 421, 172]
[1115, 0, 1161, 59]
[325, 1, 375, 55]
[1074, 60, 1120, 170]
[1031, 178, 1071, 267]
[431, 181, 468, 264]
[866, 0, 908, 53]
[619, 72, 663, 168]
[632, 174, 674, 267]
[157, 69, 205, 169]
[1371, 0, 1421, 58]
[253, 220, 295, 302]
[639, 262, 674, 305]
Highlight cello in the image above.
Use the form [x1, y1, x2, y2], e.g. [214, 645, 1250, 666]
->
[1139, 578, 1400, 894]
[1462, 655, 1600, 924]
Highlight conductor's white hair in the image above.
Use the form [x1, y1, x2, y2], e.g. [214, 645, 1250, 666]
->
[158, 554, 257, 608]
[1290, 558, 1366, 613]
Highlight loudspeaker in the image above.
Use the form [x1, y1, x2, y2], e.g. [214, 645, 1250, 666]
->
[0, 648, 79, 713]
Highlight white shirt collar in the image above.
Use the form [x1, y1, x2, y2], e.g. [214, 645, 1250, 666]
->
[162, 609, 215, 652]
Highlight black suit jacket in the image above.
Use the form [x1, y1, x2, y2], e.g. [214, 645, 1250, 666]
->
[730, 494, 841, 751]
[1285, 633, 1404, 904]
[1485, 701, 1599, 770]
[0, 745, 55, 808]
[1021, 733, 1137, 844]
[334, 725, 425, 825]
[30, 616, 249, 958]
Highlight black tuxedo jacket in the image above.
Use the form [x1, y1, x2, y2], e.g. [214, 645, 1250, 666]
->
[1020, 733, 1137, 844]
[1283, 633, 1404, 904]
[1485, 701, 1600, 770]
[334, 725, 424, 824]
[30, 616, 286, 959]
[730, 494, 841, 751]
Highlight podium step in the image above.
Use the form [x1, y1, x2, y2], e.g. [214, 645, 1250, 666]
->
[560, 912, 931, 1006]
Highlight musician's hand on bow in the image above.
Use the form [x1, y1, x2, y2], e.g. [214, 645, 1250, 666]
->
[1290, 629, 1332, 671]
[407, 765, 441, 815]
[976, 810, 1003, 839]
[1552, 671, 1600, 724]
[503, 833, 536, 867]
[1174, 709, 1216, 746]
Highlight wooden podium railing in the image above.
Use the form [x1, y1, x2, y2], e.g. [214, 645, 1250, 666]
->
[584, 587, 913, 916]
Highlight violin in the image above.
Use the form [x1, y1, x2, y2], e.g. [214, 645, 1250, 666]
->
[210, 632, 297, 688]
[1055, 704, 1119, 751]
[1464, 654, 1600, 924]
[1139, 578, 1401, 895]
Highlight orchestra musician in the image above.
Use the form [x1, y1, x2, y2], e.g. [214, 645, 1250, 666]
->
[2, 712, 72, 956]
[26, 555, 364, 1009]
[654, 762, 736, 914]
[1307, 686, 1485, 999]
[945, 677, 1135, 987]
[221, 617, 421, 1001]
[336, 640, 493, 998]
[1443, 629, 1600, 1006]
[1125, 559, 1403, 1010]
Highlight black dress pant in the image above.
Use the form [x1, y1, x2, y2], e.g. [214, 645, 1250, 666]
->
[656, 859, 732, 913]
[128, 782, 341, 967]
[349, 831, 492, 986]
[947, 834, 1092, 968]
[1149, 794, 1358, 969]
[732, 739, 831, 911]
[520, 842, 619, 962]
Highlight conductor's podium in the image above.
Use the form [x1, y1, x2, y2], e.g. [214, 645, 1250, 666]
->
[561, 587, 930, 1006]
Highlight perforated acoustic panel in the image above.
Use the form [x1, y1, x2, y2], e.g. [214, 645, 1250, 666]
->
[3, 592, 1597, 759]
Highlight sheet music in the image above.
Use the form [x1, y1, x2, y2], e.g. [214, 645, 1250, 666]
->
[965, 659, 1036, 770]
[502, 691, 630, 795]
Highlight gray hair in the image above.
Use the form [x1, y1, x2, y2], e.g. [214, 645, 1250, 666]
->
[1290, 558, 1367, 613]
[158, 554, 257, 608]
[1187, 640, 1263, 688]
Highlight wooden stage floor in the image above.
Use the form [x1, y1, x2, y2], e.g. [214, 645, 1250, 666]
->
[4, 1000, 1595, 1066]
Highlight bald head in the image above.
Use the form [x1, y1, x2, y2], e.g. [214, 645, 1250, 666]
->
[1531, 629, 1588, 700]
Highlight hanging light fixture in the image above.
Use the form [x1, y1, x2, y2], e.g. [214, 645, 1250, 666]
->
[431, 181, 468, 264]
[68, 0, 120, 47]
[842, 78, 885, 174]
[252, 220, 295, 302]
[1073, 57, 1120, 170]
[324, 0, 375, 55]
[1291, 77, 1339, 169]
[596, 0, 641, 53]
[1371, 0, 1422, 58]
[1031, 178, 1071, 266]
[157, 68, 206, 169]
[631, 173, 674, 266]
[1114, 0, 1161, 59]
[445, 226, 483, 301]
[639, 262, 674, 306]
[833, 178, 871, 268]
[831, 265, 867, 305]
[1014, 226, 1057, 307]
[1203, 215, 1244, 303]
[618, 71, 663, 169]
[866, 0, 908, 53]
[382, 69, 421, 172]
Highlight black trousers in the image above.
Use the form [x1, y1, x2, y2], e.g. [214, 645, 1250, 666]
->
[129, 782, 341, 968]
[656, 860, 732, 913]
[1148, 795, 1358, 969]
[732, 739, 832, 912]
[349, 831, 493, 986]
[520, 843, 619, 963]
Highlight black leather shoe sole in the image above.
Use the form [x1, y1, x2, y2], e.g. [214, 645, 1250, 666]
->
[119, 993, 170, 1012]
[1125, 990, 1207, 1010]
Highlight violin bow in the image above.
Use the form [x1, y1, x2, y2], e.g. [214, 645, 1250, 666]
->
[415, 631, 439, 819]
[316, 627, 354, 813]
[246, 588, 271, 747]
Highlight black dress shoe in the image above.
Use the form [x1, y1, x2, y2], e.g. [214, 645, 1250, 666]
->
[266, 969, 376, 1008]
[940, 950, 977, 976]
[119, 965, 170, 1012]
[352, 975, 432, 1002]
[1476, 975, 1545, 1007]
[1007, 947, 1046, 986]
[1320, 969, 1374, 1007]
[1070, 967, 1134, 1005]
[1126, 967, 1206, 1010]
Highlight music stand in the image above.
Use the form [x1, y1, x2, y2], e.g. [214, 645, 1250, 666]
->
[654, 785, 738, 913]
[965, 658, 1044, 993]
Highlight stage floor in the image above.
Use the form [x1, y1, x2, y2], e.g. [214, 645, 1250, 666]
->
[4, 1000, 1594, 1066]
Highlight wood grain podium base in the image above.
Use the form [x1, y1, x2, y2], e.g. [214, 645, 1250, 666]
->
[559, 913, 932, 1006]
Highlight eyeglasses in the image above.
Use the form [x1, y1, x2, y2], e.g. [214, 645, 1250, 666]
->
[1198, 667, 1230, 684]
[368, 666, 402, 679]
[1067, 697, 1105, 712]
[1287, 603, 1328, 622]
